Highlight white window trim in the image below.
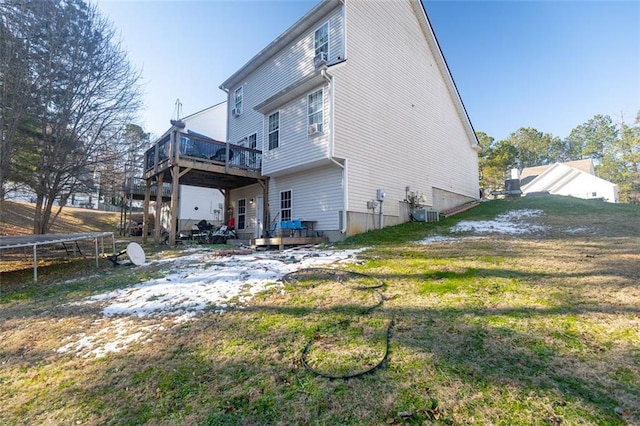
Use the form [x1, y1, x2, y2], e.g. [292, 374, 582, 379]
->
[238, 198, 247, 230]
[307, 88, 324, 137]
[234, 87, 243, 115]
[267, 111, 280, 150]
[280, 189, 293, 222]
[314, 21, 330, 58]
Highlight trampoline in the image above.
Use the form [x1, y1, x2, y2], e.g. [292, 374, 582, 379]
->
[0, 232, 115, 282]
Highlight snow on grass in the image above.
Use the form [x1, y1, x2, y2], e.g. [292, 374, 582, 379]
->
[450, 209, 547, 235]
[417, 235, 460, 244]
[58, 247, 365, 357]
[56, 318, 164, 358]
[417, 209, 547, 245]
[58, 209, 549, 357]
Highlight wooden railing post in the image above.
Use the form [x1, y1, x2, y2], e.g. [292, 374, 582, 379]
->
[154, 173, 163, 245]
[225, 142, 230, 173]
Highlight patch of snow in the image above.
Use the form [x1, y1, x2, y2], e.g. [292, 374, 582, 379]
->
[565, 227, 592, 235]
[58, 247, 365, 357]
[417, 235, 459, 244]
[56, 318, 164, 358]
[450, 209, 547, 235]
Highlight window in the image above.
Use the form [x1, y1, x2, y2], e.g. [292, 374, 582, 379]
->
[268, 112, 280, 150]
[238, 198, 246, 230]
[308, 89, 323, 134]
[234, 87, 243, 114]
[248, 133, 257, 150]
[314, 22, 329, 57]
[247, 133, 258, 167]
[280, 190, 292, 221]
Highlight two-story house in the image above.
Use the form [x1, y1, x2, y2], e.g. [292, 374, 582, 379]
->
[142, 0, 480, 245]
[219, 0, 480, 241]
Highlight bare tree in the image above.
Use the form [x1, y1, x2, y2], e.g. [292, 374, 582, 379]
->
[3, 0, 142, 233]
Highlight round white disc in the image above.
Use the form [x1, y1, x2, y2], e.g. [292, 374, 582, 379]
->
[126, 242, 146, 266]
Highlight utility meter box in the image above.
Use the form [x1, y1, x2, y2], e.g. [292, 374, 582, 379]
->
[367, 200, 378, 210]
[376, 189, 385, 201]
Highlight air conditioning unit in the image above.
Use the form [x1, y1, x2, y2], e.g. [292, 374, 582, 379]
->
[308, 123, 323, 135]
[314, 52, 328, 68]
[232, 107, 241, 117]
[412, 209, 440, 222]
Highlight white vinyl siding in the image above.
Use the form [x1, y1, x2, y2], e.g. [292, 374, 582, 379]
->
[181, 102, 227, 141]
[225, 5, 343, 156]
[262, 83, 330, 176]
[228, 183, 262, 234]
[269, 164, 343, 231]
[330, 0, 479, 216]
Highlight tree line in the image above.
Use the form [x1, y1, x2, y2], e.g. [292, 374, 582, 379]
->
[1, 0, 146, 233]
[477, 112, 640, 203]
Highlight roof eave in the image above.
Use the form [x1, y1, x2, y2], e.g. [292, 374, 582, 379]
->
[219, 0, 342, 91]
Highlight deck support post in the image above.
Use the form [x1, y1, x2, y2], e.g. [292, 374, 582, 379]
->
[223, 189, 231, 224]
[155, 172, 163, 245]
[169, 164, 180, 246]
[142, 179, 151, 244]
[259, 178, 269, 238]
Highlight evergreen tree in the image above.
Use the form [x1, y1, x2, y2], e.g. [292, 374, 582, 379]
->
[1, 0, 142, 232]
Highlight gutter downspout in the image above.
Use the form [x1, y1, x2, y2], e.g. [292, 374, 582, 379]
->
[323, 67, 347, 235]
[219, 86, 230, 144]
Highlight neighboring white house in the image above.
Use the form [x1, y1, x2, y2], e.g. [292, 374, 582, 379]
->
[218, 0, 480, 241]
[520, 159, 619, 203]
[174, 102, 227, 142]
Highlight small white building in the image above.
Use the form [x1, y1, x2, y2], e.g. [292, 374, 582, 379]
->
[520, 159, 619, 203]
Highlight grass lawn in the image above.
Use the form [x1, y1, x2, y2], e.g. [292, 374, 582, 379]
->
[0, 196, 639, 425]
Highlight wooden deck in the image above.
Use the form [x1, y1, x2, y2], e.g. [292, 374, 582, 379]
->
[141, 129, 269, 246]
[143, 131, 263, 187]
[253, 236, 328, 250]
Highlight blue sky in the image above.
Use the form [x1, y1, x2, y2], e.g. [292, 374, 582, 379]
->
[96, 0, 640, 143]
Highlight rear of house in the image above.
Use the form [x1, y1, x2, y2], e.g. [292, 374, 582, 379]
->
[220, 0, 480, 242]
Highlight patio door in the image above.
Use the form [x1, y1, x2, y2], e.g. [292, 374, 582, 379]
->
[255, 196, 264, 238]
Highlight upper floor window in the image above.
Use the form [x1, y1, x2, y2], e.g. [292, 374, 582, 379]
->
[314, 22, 329, 57]
[308, 89, 323, 135]
[234, 87, 243, 115]
[248, 133, 257, 150]
[268, 112, 280, 150]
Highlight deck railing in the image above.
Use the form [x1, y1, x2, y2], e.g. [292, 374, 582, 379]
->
[123, 177, 172, 198]
[144, 131, 262, 174]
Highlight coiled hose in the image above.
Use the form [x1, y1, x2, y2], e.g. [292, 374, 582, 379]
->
[282, 268, 393, 379]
